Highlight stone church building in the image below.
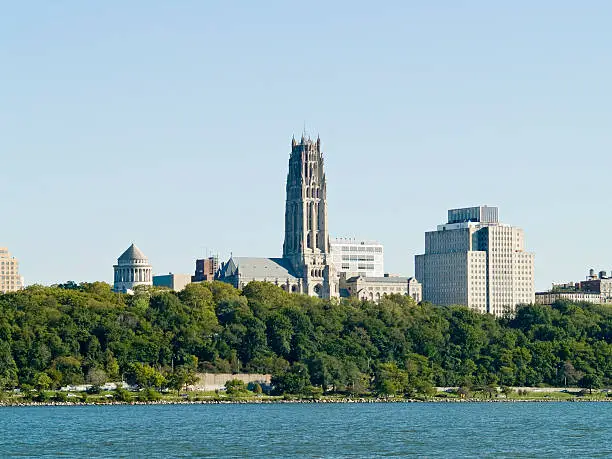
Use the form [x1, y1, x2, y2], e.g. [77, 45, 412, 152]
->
[217, 135, 338, 299]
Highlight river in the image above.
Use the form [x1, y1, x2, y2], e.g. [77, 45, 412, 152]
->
[0, 402, 609, 458]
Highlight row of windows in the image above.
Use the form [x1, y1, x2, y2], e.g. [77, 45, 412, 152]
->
[365, 286, 407, 293]
[341, 255, 375, 262]
[338, 246, 383, 253]
[340, 264, 376, 270]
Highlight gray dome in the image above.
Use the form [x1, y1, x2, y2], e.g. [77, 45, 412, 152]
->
[118, 243, 148, 262]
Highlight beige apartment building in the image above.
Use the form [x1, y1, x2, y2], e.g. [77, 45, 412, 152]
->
[415, 206, 535, 316]
[0, 247, 23, 293]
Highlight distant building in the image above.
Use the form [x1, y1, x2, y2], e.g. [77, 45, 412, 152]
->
[579, 269, 612, 297]
[192, 256, 218, 282]
[535, 269, 612, 305]
[341, 274, 422, 303]
[0, 247, 23, 293]
[415, 206, 535, 316]
[113, 244, 153, 293]
[153, 273, 192, 292]
[330, 238, 384, 278]
[535, 291, 612, 305]
[217, 257, 300, 292]
[217, 135, 338, 298]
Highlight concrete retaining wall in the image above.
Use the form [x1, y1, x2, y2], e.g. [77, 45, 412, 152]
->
[190, 373, 271, 391]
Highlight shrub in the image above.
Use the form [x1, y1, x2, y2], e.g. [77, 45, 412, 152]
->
[114, 387, 132, 402]
[53, 392, 68, 402]
[35, 391, 51, 402]
[138, 388, 161, 402]
[225, 379, 248, 396]
[87, 385, 102, 395]
[302, 385, 323, 400]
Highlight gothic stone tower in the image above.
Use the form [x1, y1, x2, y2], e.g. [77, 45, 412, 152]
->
[283, 135, 337, 298]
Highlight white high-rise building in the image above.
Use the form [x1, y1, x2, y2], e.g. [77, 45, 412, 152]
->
[0, 247, 23, 293]
[415, 206, 535, 316]
[330, 238, 384, 278]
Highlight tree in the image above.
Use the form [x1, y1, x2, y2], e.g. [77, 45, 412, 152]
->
[167, 367, 198, 395]
[0, 285, 610, 397]
[303, 385, 323, 400]
[225, 379, 248, 396]
[309, 354, 346, 393]
[578, 374, 602, 394]
[53, 391, 68, 402]
[267, 313, 293, 357]
[34, 372, 52, 391]
[114, 386, 132, 402]
[52, 356, 84, 386]
[559, 361, 582, 387]
[125, 363, 166, 390]
[252, 383, 263, 395]
[374, 363, 408, 396]
[86, 368, 107, 387]
[0, 341, 18, 389]
[104, 351, 120, 380]
[272, 363, 310, 395]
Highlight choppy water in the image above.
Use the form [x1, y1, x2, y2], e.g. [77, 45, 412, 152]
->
[0, 402, 610, 458]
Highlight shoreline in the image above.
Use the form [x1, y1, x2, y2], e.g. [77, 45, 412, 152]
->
[1, 397, 610, 408]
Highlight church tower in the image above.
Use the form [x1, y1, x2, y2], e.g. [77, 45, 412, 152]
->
[283, 135, 337, 298]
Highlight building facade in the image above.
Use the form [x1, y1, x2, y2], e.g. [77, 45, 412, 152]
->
[0, 247, 23, 293]
[535, 269, 612, 305]
[217, 257, 300, 291]
[579, 269, 612, 298]
[113, 243, 153, 293]
[330, 238, 384, 278]
[535, 291, 612, 305]
[192, 256, 218, 282]
[153, 273, 192, 292]
[415, 206, 535, 316]
[342, 274, 422, 303]
[218, 135, 338, 299]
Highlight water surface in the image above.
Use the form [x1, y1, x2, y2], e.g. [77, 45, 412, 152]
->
[0, 402, 609, 458]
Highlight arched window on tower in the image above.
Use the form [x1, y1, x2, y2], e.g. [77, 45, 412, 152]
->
[308, 203, 313, 228]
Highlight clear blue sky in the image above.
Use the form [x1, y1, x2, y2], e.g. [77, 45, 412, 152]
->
[2, 1, 611, 290]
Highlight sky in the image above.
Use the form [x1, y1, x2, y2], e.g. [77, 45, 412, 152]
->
[1, 1, 612, 290]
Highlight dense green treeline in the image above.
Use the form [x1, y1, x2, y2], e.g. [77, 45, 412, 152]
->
[0, 281, 610, 395]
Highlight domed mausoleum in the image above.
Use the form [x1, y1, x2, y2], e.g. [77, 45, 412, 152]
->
[113, 243, 152, 293]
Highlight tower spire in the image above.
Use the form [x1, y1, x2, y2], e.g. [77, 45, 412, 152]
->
[283, 131, 334, 298]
